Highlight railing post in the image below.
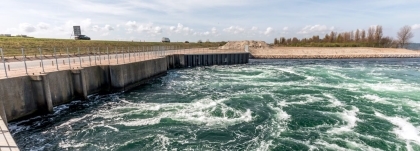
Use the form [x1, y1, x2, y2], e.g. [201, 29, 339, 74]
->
[98, 47, 101, 64]
[88, 47, 91, 66]
[128, 47, 131, 62]
[116, 47, 119, 64]
[122, 47, 125, 64]
[67, 47, 71, 69]
[94, 47, 97, 65]
[21, 47, 28, 75]
[54, 47, 58, 70]
[107, 47, 110, 65]
[39, 48, 45, 73]
[78, 47, 82, 68]
[1, 48, 7, 78]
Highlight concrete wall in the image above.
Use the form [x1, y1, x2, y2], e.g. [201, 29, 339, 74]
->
[0, 53, 249, 122]
[183, 53, 249, 68]
[0, 77, 38, 121]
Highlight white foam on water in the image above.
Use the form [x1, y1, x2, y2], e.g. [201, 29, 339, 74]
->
[364, 82, 420, 92]
[333, 138, 384, 151]
[118, 117, 161, 127]
[151, 134, 170, 150]
[59, 141, 87, 149]
[374, 111, 420, 150]
[323, 93, 343, 107]
[275, 67, 316, 81]
[255, 140, 272, 151]
[327, 70, 353, 80]
[110, 97, 253, 128]
[287, 94, 324, 106]
[103, 125, 119, 132]
[314, 140, 352, 151]
[328, 106, 360, 134]
[362, 94, 394, 105]
[56, 114, 90, 129]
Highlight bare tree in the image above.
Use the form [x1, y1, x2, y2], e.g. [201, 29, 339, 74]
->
[355, 29, 360, 42]
[397, 25, 414, 48]
[367, 26, 375, 44]
[374, 25, 383, 46]
[361, 30, 366, 42]
[329, 31, 336, 43]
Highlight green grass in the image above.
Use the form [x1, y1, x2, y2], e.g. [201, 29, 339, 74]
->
[0, 37, 225, 57]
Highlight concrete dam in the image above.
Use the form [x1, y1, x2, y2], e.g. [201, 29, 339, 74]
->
[0, 53, 249, 123]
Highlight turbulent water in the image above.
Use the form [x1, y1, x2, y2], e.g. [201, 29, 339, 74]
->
[9, 59, 420, 151]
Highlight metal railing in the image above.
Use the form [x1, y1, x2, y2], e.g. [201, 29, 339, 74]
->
[0, 46, 245, 78]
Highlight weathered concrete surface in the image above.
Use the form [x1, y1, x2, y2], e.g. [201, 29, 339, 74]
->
[0, 77, 38, 121]
[109, 57, 167, 92]
[83, 66, 110, 94]
[47, 70, 75, 106]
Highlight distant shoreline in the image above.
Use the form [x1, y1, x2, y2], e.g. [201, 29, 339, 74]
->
[250, 47, 420, 59]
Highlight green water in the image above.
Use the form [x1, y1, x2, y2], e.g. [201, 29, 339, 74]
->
[10, 59, 420, 151]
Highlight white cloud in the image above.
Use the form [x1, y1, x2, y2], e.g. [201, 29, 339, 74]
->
[223, 26, 245, 34]
[251, 26, 258, 31]
[283, 27, 289, 31]
[104, 24, 114, 31]
[412, 24, 420, 30]
[37, 22, 50, 30]
[80, 18, 92, 28]
[125, 21, 162, 35]
[154, 26, 162, 34]
[264, 27, 274, 35]
[211, 27, 217, 34]
[19, 23, 36, 33]
[169, 23, 193, 35]
[298, 25, 334, 34]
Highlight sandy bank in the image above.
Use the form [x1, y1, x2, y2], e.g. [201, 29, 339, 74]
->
[250, 47, 420, 59]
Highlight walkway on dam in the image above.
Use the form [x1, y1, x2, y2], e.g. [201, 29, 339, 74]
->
[0, 48, 243, 79]
[0, 117, 18, 151]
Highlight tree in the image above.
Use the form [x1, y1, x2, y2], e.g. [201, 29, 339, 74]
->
[397, 25, 414, 48]
[374, 25, 383, 46]
[361, 30, 366, 42]
[329, 31, 336, 43]
[274, 38, 279, 45]
[367, 26, 375, 44]
[355, 29, 360, 42]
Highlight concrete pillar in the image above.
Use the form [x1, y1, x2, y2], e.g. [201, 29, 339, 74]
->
[188, 55, 192, 67]
[204, 55, 207, 66]
[234, 54, 239, 64]
[226, 54, 232, 65]
[245, 53, 249, 63]
[213, 54, 217, 65]
[30, 75, 53, 114]
[208, 55, 213, 66]
[239, 53, 243, 64]
[198, 55, 202, 66]
[231, 54, 235, 64]
[71, 69, 88, 100]
[175, 54, 185, 68]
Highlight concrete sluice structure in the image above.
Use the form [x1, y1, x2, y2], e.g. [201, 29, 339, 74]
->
[0, 52, 249, 150]
[0, 53, 249, 123]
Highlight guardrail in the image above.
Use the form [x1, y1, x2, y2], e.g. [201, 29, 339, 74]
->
[0, 46, 245, 79]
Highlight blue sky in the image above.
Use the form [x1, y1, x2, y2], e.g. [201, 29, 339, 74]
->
[1, 0, 419, 42]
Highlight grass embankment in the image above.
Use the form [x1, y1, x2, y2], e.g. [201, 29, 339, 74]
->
[0, 37, 225, 57]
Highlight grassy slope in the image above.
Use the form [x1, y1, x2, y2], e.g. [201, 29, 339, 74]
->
[0, 37, 224, 56]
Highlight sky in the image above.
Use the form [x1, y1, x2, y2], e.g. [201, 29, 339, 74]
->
[1, 0, 420, 43]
